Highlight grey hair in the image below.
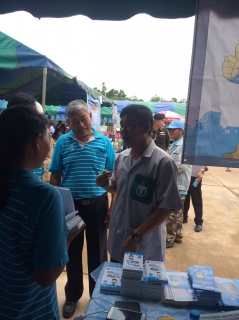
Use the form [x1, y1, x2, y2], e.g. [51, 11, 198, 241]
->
[65, 100, 89, 118]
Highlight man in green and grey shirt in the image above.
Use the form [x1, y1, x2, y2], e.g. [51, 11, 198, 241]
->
[97, 105, 182, 263]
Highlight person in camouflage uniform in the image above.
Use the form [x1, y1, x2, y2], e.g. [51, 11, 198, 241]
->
[165, 120, 192, 248]
[166, 195, 185, 245]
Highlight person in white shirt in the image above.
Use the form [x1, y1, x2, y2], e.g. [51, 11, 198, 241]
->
[165, 120, 192, 248]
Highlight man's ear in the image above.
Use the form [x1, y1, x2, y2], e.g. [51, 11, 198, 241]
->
[34, 134, 42, 151]
[89, 112, 92, 120]
[66, 119, 70, 126]
[143, 122, 151, 134]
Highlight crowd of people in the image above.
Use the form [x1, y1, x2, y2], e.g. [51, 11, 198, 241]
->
[50, 120, 70, 141]
[0, 93, 208, 319]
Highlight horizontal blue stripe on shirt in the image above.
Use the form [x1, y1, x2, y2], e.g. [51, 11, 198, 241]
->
[49, 128, 116, 199]
[0, 168, 68, 320]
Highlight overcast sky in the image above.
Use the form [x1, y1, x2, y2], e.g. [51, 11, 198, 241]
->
[0, 11, 195, 102]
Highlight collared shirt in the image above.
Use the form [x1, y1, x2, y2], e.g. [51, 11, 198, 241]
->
[151, 127, 170, 151]
[168, 137, 192, 191]
[191, 165, 201, 177]
[49, 128, 116, 199]
[0, 168, 68, 320]
[33, 165, 44, 179]
[170, 137, 183, 150]
[108, 141, 182, 262]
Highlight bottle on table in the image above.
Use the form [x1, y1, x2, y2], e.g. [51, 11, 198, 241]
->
[187, 309, 200, 320]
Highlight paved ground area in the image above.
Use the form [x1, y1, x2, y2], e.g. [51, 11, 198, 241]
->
[57, 166, 239, 319]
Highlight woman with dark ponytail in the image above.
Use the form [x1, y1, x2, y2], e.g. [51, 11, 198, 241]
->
[0, 106, 84, 320]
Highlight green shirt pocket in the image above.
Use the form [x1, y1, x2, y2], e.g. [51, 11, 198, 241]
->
[130, 174, 156, 205]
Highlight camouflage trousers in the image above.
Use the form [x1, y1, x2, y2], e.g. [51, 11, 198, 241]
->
[166, 195, 185, 243]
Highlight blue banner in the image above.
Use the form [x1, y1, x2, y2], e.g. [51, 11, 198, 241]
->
[183, 0, 239, 168]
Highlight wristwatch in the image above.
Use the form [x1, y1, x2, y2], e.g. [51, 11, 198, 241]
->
[200, 168, 205, 173]
[131, 232, 143, 244]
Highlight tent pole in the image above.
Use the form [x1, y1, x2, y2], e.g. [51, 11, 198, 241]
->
[42, 67, 47, 111]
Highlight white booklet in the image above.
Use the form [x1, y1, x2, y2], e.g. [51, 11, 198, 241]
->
[166, 271, 198, 301]
[122, 252, 144, 272]
[56, 187, 84, 232]
[100, 267, 122, 291]
[145, 260, 168, 283]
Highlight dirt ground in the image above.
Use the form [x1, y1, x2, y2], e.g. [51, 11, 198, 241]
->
[57, 166, 239, 319]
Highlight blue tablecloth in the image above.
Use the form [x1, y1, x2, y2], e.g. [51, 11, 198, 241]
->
[81, 262, 222, 320]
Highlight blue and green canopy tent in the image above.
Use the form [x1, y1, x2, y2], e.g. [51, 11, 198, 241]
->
[0, 100, 112, 120]
[0, 31, 114, 108]
[0, 98, 186, 117]
[0, 100, 66, 115]
[101, 101, 187, 117]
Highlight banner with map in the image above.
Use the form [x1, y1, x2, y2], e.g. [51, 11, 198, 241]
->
[183, 0, 239, 167]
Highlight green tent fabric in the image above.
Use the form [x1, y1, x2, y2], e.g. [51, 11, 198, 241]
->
[174, 103, 187, 116]
[100, 102, 187, 117]
[0, 31, 114, 106]
[101, 106, 112, 117]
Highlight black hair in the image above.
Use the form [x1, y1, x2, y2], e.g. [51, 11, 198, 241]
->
[0, 106, 48, 209]
[52, 128, 62, 140]
[7, 93, 36, 109]
[120, 104, 153, 135]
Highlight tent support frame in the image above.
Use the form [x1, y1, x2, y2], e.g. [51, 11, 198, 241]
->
[42, 67, 47, 111]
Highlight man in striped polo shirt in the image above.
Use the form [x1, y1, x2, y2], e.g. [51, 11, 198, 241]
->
[49, 100, 116, 319]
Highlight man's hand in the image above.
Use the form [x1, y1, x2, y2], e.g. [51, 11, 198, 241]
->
[104, 207, 113, 228]
[67, 223, 86, 250]
[196, 170, 204, 181]
[222, 44, 239, 79]
[120, 235, 140, 263]
[96, 171, 112, 189]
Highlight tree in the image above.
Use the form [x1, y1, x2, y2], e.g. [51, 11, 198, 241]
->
[100, 82, 107, 96]
[93, 82, 145, 101]
[128, 95, 143, 101]
[150, 95, 167, 102]
[171, 97, 178, 102]
[106, 89, 119, 100]
[179, 98, 187, 103]
[93, 87, 102, 93]
[118, 89, 127, 99]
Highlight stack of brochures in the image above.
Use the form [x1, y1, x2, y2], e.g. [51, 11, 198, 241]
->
[56, 187, 85, 233]
[161, 271, 198, 307]
[122, 252, 144, 279]
[188, 265, 221, 307]
[100, 267, 122, 295]
[214, 276, 239, 311]
[144, 260, 168, 284]
[120, 252, 143, 297]
[120, 277, 142, 297]
[140, 264, 164, 299]
[65, 210, 84, 231]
